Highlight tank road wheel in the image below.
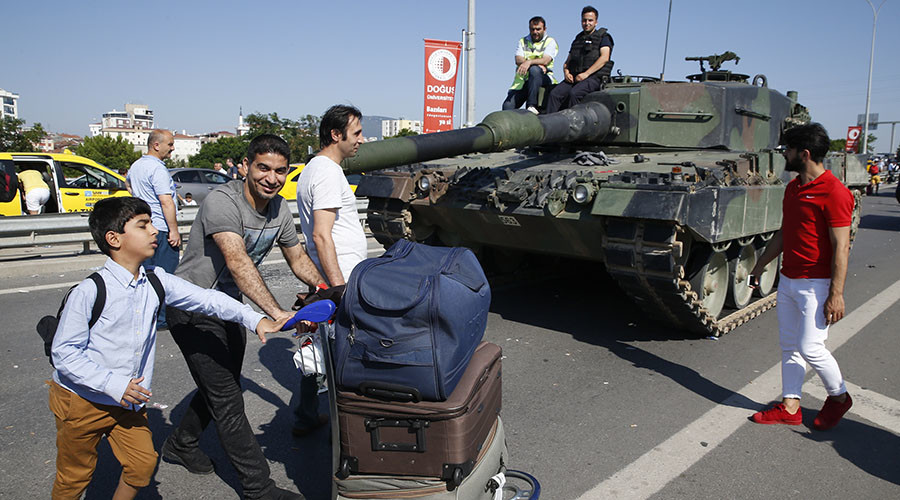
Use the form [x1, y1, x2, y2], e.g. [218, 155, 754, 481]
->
[689, 250, 729, 319]
[754, 253, 780, 297]
[726, 243, 757, 309]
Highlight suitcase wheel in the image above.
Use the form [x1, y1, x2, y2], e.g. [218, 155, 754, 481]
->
[337, 458, 352, 479]
[450, 467, 464, 488]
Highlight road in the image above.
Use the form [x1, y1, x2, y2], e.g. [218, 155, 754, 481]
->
[1, 191, 898, 499]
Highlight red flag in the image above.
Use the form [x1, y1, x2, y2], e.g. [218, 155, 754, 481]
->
[423, 39, 462, 133]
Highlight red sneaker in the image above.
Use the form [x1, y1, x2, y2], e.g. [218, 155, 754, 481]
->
[813, 393, 852, 431]
[751, 403, 802, 425]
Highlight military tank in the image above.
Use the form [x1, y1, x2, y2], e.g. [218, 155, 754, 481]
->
[346, 53, 867, 336]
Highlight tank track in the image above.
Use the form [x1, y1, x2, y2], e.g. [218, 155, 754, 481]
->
[602, 219, 776, 336]
[366, 197, 776, 337]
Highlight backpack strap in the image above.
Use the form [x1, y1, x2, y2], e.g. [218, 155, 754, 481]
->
[86, 273, 106, 329]
[145, 269, 166, 320]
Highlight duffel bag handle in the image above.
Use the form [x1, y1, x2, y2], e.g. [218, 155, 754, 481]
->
[358, 381, 422, 403]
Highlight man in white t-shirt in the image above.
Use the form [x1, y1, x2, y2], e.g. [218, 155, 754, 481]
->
[292, 104, 367, 436]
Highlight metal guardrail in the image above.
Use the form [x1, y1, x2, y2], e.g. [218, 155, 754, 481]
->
[0, 199, 370, 253]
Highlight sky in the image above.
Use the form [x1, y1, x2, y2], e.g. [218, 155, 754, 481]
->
[3, 0, 899, 151]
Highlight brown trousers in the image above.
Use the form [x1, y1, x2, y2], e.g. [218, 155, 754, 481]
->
[47, 381, 158, 499]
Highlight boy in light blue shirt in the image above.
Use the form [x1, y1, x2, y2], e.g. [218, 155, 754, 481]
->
[49, 196, 288, 500]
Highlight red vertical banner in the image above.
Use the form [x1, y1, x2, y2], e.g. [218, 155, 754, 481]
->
[846, 126, 862, 152]
[424, 39, 462, 133]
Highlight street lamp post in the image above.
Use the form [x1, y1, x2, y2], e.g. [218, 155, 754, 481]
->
[861, 0, 887, 155]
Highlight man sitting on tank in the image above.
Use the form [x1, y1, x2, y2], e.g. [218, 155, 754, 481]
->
[501, 16, 558, 114]
[545, 5, 614, 114]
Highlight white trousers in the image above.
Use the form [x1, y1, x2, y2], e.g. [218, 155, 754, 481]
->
[777, 274, 847, 399]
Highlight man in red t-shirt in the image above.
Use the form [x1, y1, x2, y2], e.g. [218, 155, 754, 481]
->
[749, 123, 854, 430]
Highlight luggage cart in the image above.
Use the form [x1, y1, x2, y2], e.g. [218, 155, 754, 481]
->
[295, 301, 540, 499]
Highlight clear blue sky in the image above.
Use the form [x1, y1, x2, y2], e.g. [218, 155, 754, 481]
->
[3, 0, 899, 150]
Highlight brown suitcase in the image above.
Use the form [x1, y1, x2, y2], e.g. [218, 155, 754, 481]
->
[336, 341, 502, 486]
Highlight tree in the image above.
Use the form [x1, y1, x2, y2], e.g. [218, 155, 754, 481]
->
[385, 128, 419, 139]
[244, 112, 320, 163]
[862, 134, 877, 154]
[828, 134, 876, 154]
[829, 138, 847, 152]
[164, 158, 189, 169]
[75, 134, 141, 171]
[189, 136, 247, 170]
[0, 116, 46, 152]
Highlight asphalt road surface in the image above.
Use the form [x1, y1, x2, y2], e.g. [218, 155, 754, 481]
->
[1, 191, 898, 499]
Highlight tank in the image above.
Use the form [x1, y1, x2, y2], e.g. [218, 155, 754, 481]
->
[346, 53, 868, 336]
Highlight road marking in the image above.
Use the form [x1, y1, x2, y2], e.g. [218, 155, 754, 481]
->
[0, 281, 79, 295]
[805, 378, 900, 436]
[577, 278, 900, 500]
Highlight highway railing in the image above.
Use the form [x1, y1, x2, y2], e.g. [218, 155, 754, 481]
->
[0, 199, 370, 253]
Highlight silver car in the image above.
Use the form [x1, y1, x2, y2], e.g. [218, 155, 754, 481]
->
[168, 168, 232, 206]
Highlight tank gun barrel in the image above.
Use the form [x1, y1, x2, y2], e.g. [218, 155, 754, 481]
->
[342, 101, 613, 174]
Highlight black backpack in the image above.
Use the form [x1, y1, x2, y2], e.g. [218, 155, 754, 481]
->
[37, 270, 165, 366]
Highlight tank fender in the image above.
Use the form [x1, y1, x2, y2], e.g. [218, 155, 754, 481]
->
[354, 171, 417, 202]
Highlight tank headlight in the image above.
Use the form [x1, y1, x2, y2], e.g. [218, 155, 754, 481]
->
[573, 183, 595, 204]
[417, 175, 431, 192]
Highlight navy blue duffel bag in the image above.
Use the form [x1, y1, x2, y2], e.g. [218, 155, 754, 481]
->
[333, 239, 491, 402]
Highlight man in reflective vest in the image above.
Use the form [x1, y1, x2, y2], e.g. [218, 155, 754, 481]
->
[501, 16, 558, 114]
[546, 5, 614, 114]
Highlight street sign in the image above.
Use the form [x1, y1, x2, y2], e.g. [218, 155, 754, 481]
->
[857, 113, 879, 130]
[846, 126, 862, 152]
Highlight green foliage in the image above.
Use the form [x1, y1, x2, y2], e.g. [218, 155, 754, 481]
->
[829, 138, 847, 152]
[385, 128, 419, 139]
[189, 136, 247, 169]
[0, 116, 46, 152]
[244, 112, 320, 163]
[862, 134, 877, 154]
[164, 158, 189, 169]
[75, 134, 141, 170]
[828, 134, 876, 154]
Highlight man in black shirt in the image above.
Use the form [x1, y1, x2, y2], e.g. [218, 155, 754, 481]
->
[545, 5, 614, 114]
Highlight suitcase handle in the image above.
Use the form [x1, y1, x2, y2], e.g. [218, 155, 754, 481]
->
[365, 418, 429, 452]
[358, 382, 422, 403]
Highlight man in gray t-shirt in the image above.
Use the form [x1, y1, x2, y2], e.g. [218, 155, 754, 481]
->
[165, 135, 323, 500]
[177, 179, 297, 298]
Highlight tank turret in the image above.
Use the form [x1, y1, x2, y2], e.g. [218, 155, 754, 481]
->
[348, 55, 866, 337]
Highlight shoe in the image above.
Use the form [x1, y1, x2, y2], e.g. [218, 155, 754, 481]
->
[526, 106, 539, 115]
[258, 486, 306, 500]
[291, 414, 328, 437]
[162, 435, 214, 475]
[813, 393, 852, 430]
[750, 403, 802, 425]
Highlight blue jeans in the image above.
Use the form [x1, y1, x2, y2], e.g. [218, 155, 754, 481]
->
[143, 230, 180, 325]
[502, 65, 553, 110]
[545, 76, 604, 113]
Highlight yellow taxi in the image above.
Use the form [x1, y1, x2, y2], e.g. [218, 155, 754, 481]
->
[0, 151, 129, 216]
[277, 163, 361, 201]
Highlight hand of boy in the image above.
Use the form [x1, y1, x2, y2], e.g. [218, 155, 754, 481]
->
[255, 315, 290, 343]
[120, 376, 151, 407]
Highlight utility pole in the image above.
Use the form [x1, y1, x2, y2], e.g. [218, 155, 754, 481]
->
[862, 0, 887, 155]
[464, 0, 476, 127]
